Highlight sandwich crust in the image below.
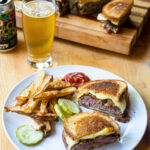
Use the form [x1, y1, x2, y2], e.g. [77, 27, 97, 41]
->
[64, 112, 120, 140]
[62, 130, 68, 149]
[77, 80, 128, 102]
[102, 0, 133, 23]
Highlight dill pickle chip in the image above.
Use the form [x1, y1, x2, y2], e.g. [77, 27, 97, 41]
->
[16, 125, 44, 145]
[58, 98, 80, 114]
[54, 104, 71, 121]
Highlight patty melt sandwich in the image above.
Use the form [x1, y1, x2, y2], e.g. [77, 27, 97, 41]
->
[63, 112, 120, 150]
[75, 0, 110, 15]
[97, 0, 133, 33]
[76, 80, 129, 120]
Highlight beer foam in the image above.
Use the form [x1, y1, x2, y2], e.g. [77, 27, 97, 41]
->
[22, 0, 55, 18]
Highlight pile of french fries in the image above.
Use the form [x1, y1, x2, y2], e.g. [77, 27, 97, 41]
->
[5, 71, 76, 137]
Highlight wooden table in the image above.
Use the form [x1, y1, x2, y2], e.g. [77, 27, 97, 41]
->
[1, 19, 150, 150]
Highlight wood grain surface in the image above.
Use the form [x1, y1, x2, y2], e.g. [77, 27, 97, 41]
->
[0, 19, 150, 150]
[15, 0, 150, 55]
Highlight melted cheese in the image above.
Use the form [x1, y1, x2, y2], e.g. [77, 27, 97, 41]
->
[80, 127, 114, 140]
[89, 91, 126, 113]
[97, 13, 119, 25]
[97, 13, 107, 21]
[65, 127, 114, 150]
[65, 132, 79, 150]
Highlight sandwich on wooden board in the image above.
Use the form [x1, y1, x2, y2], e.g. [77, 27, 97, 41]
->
[97, 0, 134, 33]
[75, 0, 111, 15]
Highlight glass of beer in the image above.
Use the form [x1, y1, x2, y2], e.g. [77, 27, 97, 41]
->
[22, 0, 56, 70]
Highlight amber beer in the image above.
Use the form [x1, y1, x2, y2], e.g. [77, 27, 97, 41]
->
[22, 0, 55, 69]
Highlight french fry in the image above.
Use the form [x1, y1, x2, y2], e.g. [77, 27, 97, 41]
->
[49, 98, 57, 115]
[30, 114, 57, 121]
[23, 71, 45, 113]
[35, 75, 53, 96]
[15, 82, 34, 106]
[62, 94, 73, 100]
[34, 87, 76, 100]
[5, 106, 58, 120]
[24, 98, 41, 114]
[5, 106, 24, 112]
[15, 96, 28, 106]
[45, 78, 71, 90]
[5, 106, 56, 116]
[20, 82, 34, 97]
[54, 78, 61, 82]
[43, 120, 51, 137]
[31, 70, 46, 97]
[32, 110, 57, 117]
[40, 99, 49, 115]
[24, 75, 52, 113]
[29, 118, 44, 130]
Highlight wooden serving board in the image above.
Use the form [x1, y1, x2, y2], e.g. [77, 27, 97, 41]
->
[16, 0, 150, 55]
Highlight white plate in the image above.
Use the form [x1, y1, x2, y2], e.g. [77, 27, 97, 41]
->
[2, 65, 147, 150]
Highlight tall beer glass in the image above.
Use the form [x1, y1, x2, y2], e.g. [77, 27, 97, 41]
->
[22, 0, 55, 70]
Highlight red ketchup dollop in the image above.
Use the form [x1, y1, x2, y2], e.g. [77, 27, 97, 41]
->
[63, 72, 90, 88]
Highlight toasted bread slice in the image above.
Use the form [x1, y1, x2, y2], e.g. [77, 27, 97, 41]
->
[64, 112, 120, 140]
[102, 0, 133, 25]
[77, 80, 128, 102]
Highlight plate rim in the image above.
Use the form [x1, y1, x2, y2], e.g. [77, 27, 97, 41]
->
[2, 65, 148, 150]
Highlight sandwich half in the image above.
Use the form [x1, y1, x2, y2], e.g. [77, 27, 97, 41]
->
[63, 112, 120, 150]
[76, 80, 129, 121]
[97, 0, 133, 33]
[76, 0, 110, 15]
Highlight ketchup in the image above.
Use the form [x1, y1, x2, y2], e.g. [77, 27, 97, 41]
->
[63, 72, 90, 88]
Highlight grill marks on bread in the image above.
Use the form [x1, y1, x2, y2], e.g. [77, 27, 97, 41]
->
[75, 116, 113, 137]
[64, 112, 120, 140]
[86, 82, 119, 97]
[77, 80, 128, 101]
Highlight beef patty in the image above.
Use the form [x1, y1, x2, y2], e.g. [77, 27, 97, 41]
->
[79, 94, 122, 116]
[71, 134, 118, 150]
[78, 0, 110, 15]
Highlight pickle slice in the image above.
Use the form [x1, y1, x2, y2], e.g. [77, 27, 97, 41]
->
[16, 125, 44, 145]
[54, 104, 71, 121]
[58, 98, 80, 114]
